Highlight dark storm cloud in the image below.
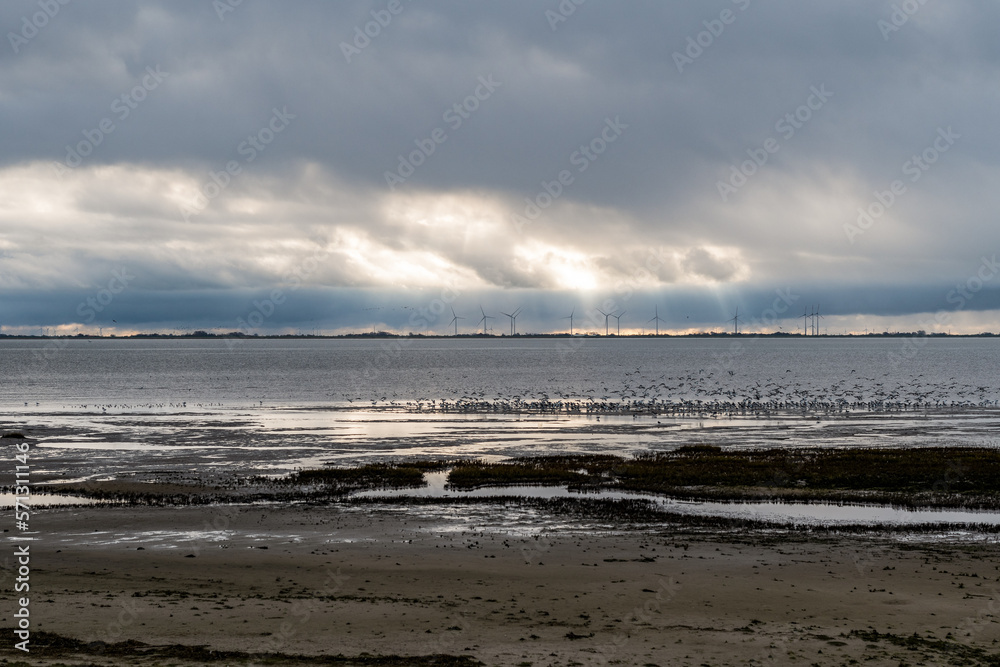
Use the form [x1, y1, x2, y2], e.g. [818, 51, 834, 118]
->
[2, 0, 1000, 332]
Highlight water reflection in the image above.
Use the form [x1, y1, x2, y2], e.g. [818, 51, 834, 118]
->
[354, 471, 1000, 528]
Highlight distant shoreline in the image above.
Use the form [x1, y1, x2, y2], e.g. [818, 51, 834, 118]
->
[2, 331, 997, 340]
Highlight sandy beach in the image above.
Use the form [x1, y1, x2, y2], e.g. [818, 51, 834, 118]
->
[3, 502, 999, 666]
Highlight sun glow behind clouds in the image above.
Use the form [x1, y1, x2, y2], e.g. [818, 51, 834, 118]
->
[512, 242, 600, 290]
[384, 190, 508, 233]
[334, 228, 484, 289]
[5, 154, 1000, 334]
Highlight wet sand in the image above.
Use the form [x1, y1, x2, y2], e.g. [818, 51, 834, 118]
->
[3, 504, 1000, 666]
[15, 405, 1000, 484]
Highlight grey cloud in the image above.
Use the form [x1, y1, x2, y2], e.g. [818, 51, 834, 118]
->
[2, 0, 1000, 332]
[681, 247, 741, 282]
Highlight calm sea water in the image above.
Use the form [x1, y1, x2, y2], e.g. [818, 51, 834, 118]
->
[4, 337, 1000, 531]
[2, 336, 998, 407]
[2, 337, 999, 480]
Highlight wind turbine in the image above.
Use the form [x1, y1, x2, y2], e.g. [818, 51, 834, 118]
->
[561, 308, 575, 335]
[449, 307, 465, 336]
[648, 305, 665, 336]
[500, 307, 521, 335]
[730, 307, 740, 335]
[612, 310, 626, 336]
[597, 308, 611, 336]
[813, 306, 824, 336]
[801, 307, 811, 336]
[477, 306, 494, 335]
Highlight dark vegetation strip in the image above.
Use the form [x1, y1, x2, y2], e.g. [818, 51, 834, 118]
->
[30, 446, 1000, 510]
[2, 630, 483, 666]
[848, 629, 1000, 666]
[446, 446, 1000, 508]
[30, 462, 439, 506]
[287, 461, 445, 488]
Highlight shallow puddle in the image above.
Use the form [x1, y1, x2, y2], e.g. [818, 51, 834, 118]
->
[353, 471, 1000, 528]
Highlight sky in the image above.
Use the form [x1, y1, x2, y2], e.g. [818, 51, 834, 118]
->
[2, 0, 1000, 336]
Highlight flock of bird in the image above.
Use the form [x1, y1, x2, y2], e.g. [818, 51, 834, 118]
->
[343, 368, 1000, 418]
[30, 368, 997, 420]
[50, 402, 225, 411]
